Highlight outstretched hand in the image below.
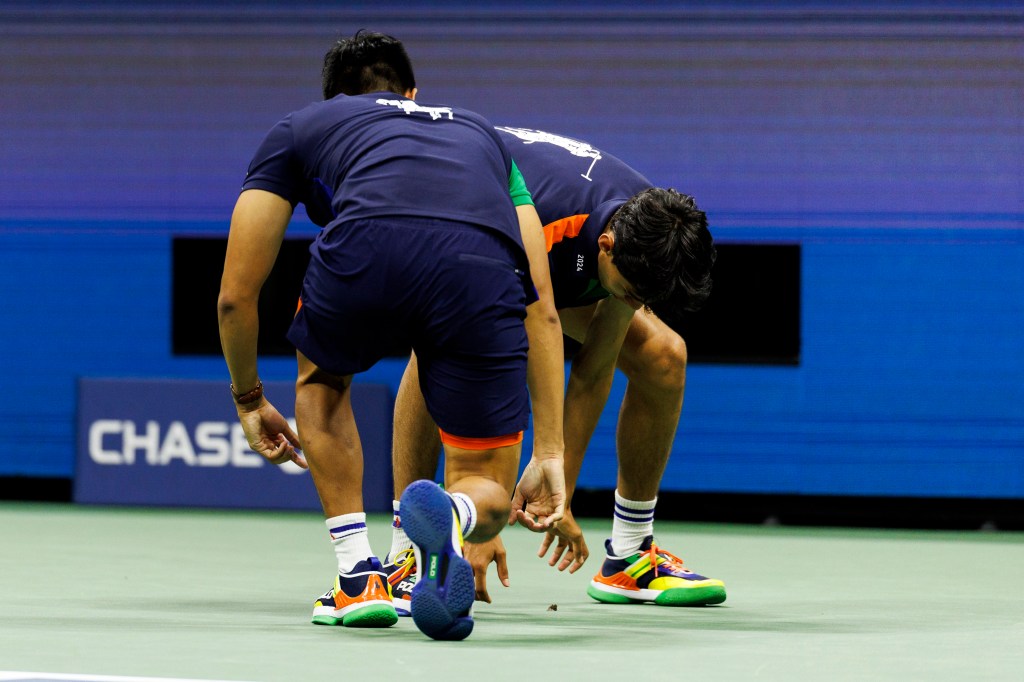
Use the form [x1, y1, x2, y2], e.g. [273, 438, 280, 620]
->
[509, 456, 565, 532]
[235, 399, 306, 469]
[538, 507, 589, 573]
[464, 536, 510, 603]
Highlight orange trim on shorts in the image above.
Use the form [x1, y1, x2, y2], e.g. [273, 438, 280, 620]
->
[438, 428, 524, 450]
[295, 297, 303, 314]
[542, 214, 589, 252]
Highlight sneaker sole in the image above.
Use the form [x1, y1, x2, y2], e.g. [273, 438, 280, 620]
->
[587, 582, 727, 606]
[312, 602, 398, 627]
[401, 481, 475, 641]
[342, 603, 400, 627]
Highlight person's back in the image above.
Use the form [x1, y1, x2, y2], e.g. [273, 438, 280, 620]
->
[246, 93, 524, 251]
[496, 126, 651, 310]
[495, 126, 650, 229]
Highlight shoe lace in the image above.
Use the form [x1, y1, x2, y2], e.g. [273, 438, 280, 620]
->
[389, 548, 416, 580]
[393, 548, 415, 566]
[647, 543, 686, 578]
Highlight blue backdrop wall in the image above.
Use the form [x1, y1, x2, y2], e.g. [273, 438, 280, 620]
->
[1, 1, 1021, 498]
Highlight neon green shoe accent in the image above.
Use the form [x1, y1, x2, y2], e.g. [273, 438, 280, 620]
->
[342, 604, 400, 627]
[653, 584, 727, 606]
[587, 584, 634, 604]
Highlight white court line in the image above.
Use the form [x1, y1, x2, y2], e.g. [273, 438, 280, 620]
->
[0, 674, 254, 682]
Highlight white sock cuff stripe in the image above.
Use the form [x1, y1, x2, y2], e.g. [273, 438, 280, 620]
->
[325, 512, 367, 540]
[614, 506, 655, 523]
[613, 490, 658, 510]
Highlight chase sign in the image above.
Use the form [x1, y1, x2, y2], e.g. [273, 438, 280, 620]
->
[75, 379, 393, 511]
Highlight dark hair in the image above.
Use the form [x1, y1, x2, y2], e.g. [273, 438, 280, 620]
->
[322, 30, 416, 100]
[609, 188, 716, 328]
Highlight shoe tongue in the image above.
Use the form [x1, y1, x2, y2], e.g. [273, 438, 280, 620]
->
[639, 535, 655, 552]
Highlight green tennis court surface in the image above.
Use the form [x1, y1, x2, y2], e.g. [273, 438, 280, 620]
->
[1, 503, 1021, 681]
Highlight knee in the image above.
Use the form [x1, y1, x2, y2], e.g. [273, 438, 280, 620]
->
[451, 477, 511, 543]
[470, 495, 511, 542]
[661, 334, 688, 387]
[626, 331, 687, 393]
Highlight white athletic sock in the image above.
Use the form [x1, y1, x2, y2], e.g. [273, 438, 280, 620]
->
[449, 491, 477, 539]
[610, 490, 657, 557]
[388, 499, 412, 562]
[325, 512, 374, 574]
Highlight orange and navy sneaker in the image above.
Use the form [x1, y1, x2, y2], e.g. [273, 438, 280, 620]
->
[587, 536, 726, 606]
[311, 557, 399, 627]
[384, 548, 417, 617]
[400, 480, 475, 641]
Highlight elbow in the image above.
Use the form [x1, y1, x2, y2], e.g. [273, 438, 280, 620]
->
[530, 296, 561, 327]
[526, 298, 560, 329]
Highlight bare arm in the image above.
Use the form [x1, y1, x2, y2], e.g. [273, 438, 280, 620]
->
[561, 297, 635, 502]
[510, 203, 566, 530]
[519, 204, 565, 461]
[219, 190, 291, 388]
[535, 297, 633, 573]
[217, 188, 304, 467]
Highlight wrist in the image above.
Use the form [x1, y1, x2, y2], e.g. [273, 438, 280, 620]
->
[530, 449, 564, 463]
[532, 444, 564, 460]
[230, 380, 264, 405]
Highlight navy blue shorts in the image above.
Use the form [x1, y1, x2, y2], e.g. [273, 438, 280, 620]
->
[288, 216, 531, 439]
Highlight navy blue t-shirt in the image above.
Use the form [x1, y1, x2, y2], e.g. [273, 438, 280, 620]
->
[495, 127, 652, 309]
[243, 93, 524, 254]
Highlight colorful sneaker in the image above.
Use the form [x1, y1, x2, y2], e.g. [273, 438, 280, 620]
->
[384, 548, 417, 617]
[311, 557, 399, 627]
[587, 536, 726, 606]
[400, 480, 475, 641]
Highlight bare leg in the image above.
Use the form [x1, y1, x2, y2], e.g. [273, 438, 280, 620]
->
[614, 310, 687, 500]
[443, 442, 520, 542]
[400, 441, 520, 640]
[587, 315, 726, 605]
[296, 351, 401, 627]
[559, 304, 686, 500]
[391, 353, 517, 595]
[392, 352, 442, 500]
[294, 351, 364, 517]
[444, 441, 521, 604]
